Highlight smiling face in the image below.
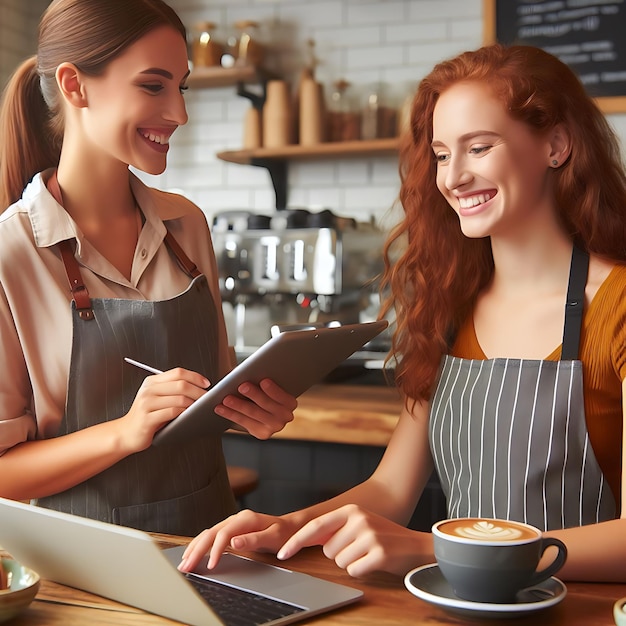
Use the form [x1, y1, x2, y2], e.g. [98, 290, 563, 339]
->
[72, 25, 189, 175]
[431, 81, 557, 241]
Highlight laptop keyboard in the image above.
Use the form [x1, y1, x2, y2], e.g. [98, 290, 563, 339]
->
[185, 573, 305, 626]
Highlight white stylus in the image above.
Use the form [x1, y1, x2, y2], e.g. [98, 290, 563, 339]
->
[123, 357, 164, 375]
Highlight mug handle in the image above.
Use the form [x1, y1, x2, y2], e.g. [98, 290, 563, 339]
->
[528, 537, 568, 586]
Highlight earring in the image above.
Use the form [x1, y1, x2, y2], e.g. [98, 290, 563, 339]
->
[552, 159, 559, 166]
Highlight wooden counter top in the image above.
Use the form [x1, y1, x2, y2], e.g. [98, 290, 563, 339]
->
[7, 534, 625, 626]
[230, 384, 403, 447]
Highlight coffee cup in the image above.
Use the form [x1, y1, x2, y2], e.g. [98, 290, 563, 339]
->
[432, 517, 567, 603]
[614, 597, 626, 626]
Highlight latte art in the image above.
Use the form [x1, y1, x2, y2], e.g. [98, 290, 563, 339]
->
[455, 521, 523, 540]
[436, 518, 539, 542]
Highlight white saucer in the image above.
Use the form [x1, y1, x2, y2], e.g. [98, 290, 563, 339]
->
[404, 563, 567, 619]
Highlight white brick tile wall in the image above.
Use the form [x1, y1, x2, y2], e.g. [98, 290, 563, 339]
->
[276, 2, 344, 28]
[345, 44, 405, 70]
[386, 22, 447, 45]
[372, 158, 401, 184]
[344, 183, 399, 213]
[346, 2, 408, 25]
[320, 26, 382, 49]
[293, 161, 336, 184]
[407, 0, 480, 21]
[308, 186, 343, 209]
[225, 164, 269, 187]
[337, 161, 370, 185]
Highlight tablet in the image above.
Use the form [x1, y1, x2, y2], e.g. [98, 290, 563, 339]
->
[152, 319, 388, 446]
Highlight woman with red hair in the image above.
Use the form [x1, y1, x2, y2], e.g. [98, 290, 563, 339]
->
[181, 44, 626, 582]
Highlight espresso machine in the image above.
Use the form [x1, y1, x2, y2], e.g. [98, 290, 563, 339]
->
[212, 208, 389, 362]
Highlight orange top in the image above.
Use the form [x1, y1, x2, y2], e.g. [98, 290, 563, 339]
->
[452, 265, 626, 511]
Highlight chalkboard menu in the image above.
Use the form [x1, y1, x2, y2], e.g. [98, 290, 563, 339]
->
[483, 0, 626, 112]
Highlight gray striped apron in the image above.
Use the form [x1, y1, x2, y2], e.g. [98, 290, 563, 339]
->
[36, 230, 236, 536]
[429, 247, 616, 531]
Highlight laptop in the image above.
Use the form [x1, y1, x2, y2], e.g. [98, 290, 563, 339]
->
[0, 498, 363, 626]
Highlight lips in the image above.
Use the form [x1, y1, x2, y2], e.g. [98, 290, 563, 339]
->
[458, 192, 493, 210]
[138, 129, 172, 154]
[456, 190, 497, 216]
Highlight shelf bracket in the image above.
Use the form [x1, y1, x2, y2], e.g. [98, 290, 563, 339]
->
[236, 79, 267, 111]
[251, 158, 287, 210]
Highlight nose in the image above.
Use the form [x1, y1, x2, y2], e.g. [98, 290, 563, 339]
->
[166, 92, 188, 126]
[444, 155, 472, 191]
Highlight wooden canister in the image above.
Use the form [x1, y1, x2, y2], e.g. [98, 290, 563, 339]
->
[243, 106, 262, 148]
[299, 77, 324, 145]
[263, 80, 292, 147]
[192, 22, 223, 67]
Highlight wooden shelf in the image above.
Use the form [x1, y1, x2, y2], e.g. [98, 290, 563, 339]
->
[187, 64, 266, 89]
[216, 137, 400, 165]
[187, 68, 400, 209]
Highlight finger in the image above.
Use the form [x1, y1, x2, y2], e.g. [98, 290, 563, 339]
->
[330, 529, 399, 577]
[182, 511, 273, 570]
[141, 379, 209, 406]
[179, 528, 217, 571]
[277, 513, 347, 561]
[208, 528, 240, 569]
[133, 396, 195, 427]
[208, 515, 285, 568]
[239, 380, 298, 412]
[324, 541, 369, 571]
[258, 379, 299, 411]
[179, 524, 237, 572]
[229, 522, 287, 553]
[343, 551, 380, 578]
[215, 399, 280, 439]
[219, 386, 274, 419]
[217, 388, 295, 438]
[182, 529, 210, 559]
[143, 367, 211, 391]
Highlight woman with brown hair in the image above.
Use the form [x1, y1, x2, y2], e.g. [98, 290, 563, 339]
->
[0, 0, 296, 536]
[181, 44, 626, 582]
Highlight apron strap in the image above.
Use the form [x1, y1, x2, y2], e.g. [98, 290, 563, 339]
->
[48, 172, 95, 320]
[48, 170, 201, 319]
[164, 231, 201, 278]
[58, 239, 95, 320]
[561, 246, 589, 360]
[57, 232, 200, 321]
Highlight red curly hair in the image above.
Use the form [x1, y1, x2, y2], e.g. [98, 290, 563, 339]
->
[380, 44, 626, 402]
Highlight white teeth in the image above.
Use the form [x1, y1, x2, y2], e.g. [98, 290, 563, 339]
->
[459, 193, 491, 209]
[141, 131, 169, 145]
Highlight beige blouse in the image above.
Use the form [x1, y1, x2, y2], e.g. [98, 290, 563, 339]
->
[0, 170, 231, 455]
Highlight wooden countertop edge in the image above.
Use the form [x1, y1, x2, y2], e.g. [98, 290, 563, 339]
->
[228, 384, 403, 447]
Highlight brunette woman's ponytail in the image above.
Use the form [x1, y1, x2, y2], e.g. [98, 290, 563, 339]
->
[0, 56, 60, 211]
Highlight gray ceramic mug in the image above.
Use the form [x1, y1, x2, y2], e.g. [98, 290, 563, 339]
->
[432, 517, 567, 604]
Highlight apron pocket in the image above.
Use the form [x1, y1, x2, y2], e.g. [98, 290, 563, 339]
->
[112, 476, 236, 536]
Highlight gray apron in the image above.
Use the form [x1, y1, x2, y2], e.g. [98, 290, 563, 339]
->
[429, 247, 616, 531]
[37, 228, 236, 536]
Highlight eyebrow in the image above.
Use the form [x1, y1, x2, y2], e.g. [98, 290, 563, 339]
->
[431, 130, 499, 147]
[139, 68, 190, 81]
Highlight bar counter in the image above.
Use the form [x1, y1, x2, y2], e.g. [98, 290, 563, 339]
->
[4, 533, 625, 625]
[233, 383, 404, 447]
[223, 383, 434, 523]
